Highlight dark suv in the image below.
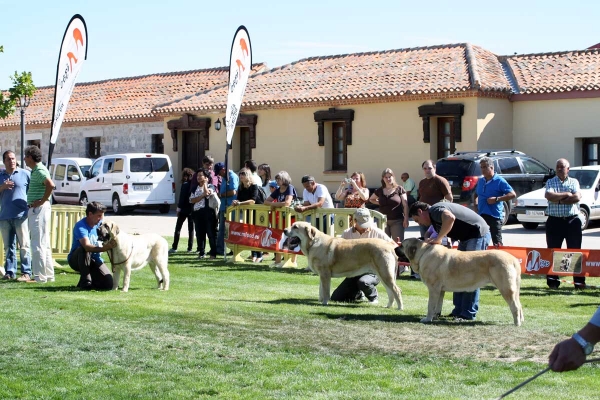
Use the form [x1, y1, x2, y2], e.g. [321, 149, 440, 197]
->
[435, 150, 555, 224]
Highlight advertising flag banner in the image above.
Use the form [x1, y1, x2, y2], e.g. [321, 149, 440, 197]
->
[48, 14, 88, 165]
[224, 221, 303, 255]
[225, 26, 252, 145]
[496, 246, 600, 277]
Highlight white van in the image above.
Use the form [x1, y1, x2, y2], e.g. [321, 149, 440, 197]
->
[80, 153, 175, 214]
[49, 157, 93, 204]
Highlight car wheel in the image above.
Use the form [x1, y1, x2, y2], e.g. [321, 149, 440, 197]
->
[158, 204, 170, 214]
[501, 201, 510, 226]
[522, 222, 539, 230]
[579, 207, 590, 231]
[79, 192, 88, 206]
[112, 195, 123, 215]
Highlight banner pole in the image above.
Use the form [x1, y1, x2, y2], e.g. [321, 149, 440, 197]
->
[223, 141, 230, 262]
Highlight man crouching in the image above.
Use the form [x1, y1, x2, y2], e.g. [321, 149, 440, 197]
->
[67, 202, 116, 290]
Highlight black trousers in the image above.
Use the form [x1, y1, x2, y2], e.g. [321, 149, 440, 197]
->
[193, 207, 217, 257]
[68, 246, 113, 290]
[546, 215, 585, 288]
[481, 214, 503, 246]
[330, 274, 380, 302]
[172, 210, 194, 251]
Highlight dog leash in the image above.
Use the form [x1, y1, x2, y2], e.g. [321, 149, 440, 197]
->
[107, 243, 134, 273]
[496, 357, 600, 399]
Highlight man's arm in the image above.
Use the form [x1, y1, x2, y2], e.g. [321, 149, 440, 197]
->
[78, 237, 115, 253]
[426, 210, 455, 245]
[549, 307, 600, 372]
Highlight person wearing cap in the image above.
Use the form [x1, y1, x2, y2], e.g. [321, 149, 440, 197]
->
[295, 175, 335, 234]
[330, 208, 398, 304]
[214, 162, 239, 256]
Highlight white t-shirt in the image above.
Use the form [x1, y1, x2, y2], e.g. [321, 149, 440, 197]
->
[251, 172, 262, 187]
[342, 226, 394, 243]
[303, 183, 334, 209]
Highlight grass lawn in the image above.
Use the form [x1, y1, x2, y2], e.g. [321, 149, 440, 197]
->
[1, 238, 599, 399]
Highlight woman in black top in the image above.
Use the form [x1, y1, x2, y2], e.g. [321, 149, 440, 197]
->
[233, 168, 264, 262]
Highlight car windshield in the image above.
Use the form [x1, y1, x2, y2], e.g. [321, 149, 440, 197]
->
[570, 170, 599, 189]
[80, 165, 91, 176]
[436, 160, 477, 176]
[130, 157, 170, 173]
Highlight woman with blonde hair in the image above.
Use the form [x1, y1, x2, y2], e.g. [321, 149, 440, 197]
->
[335, 171, 369, 208]
[369, 168, 409, 242]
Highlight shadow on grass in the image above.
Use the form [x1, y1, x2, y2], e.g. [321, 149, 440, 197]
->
[315, 311, 496, 326]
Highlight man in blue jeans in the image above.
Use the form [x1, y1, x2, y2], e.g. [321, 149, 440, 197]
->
[214, 162, 239, 256]
[0, 150, 33, 282]
[409, 201, 491, 321]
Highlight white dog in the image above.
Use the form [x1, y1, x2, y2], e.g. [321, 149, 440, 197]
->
[97, 220, 170, 292]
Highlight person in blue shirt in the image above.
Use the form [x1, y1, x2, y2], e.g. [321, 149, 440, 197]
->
[214, 162, 239, 256]
[67, 201, 116, 290]
[475, 157, 516, 247]
[0, 150, 33, 282]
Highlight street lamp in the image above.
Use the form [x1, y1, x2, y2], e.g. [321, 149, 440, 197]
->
[16, 93, 31, 167]
[215, 117, 222, 131]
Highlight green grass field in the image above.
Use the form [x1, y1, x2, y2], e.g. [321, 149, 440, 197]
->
[1, 239, 599, 399]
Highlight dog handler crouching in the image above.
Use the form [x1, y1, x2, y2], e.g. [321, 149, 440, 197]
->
[67, 202, 116, 290]
[330, 208, 398, 304]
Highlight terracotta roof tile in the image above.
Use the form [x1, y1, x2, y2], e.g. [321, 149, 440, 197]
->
[0, 64, 267, 127]
[506, 49, 600, 94]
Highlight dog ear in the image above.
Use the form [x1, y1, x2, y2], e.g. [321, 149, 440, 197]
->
[405, 242, 418, 260]
[307, 225, 317, 240]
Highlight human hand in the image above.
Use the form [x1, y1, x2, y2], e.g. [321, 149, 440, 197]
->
[425, 237, 442, 245]
[2, 179, 14, 190]
[232, 200, 239, 206]
[549, 338, 586, 372]
[403, 218, 409, 228]
[294, 205, 304, 212]
[487, 197, 498, 205]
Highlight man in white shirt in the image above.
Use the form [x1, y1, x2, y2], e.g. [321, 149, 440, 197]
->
[244, 160, 263, 187]
[295, 175, 334, 233]
[330, 208, 398, 304]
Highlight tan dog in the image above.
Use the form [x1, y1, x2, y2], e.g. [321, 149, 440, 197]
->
[283, 221, 403, 309]
[97, 220, 170, 292]
[399, 238, 523, 325]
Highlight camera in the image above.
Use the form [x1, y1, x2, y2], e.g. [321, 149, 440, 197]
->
[344, 178, 352, 183]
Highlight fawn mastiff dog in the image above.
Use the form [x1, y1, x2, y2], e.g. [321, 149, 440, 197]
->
[283, 221, 403, 309]
[97, 220, 170, 292]
[399, 238, 524, 325]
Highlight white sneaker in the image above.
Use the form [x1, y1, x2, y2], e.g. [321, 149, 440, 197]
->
[369, 298, 379, 305]
[399, 265, 410, 275]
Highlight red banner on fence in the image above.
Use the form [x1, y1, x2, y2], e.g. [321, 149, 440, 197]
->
[499, 247, 600, 277]
[225, 221, 303, 254]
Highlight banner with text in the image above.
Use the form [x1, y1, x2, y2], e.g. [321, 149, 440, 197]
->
[499, 246, 600, 277]
[225, 221, 303, 254]
[225, 26, 252, 145]
[48, 14, 88, 165]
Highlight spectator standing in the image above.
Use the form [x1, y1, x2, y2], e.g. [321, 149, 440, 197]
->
[0, 150, 33, 281]
[331, 208, 397, 304]
[214, 162, 239, 257]
[24, 146, 54, 283]
[549, 306, 600, 372]
[295, 175, 335, 233]
[399, 172, 417, 205]
[409, 201, 491, 321]
[335, 171, 369, 208]
[169, 168, 195, 254]
[545, 158, 585, 289]
[257, 163, 272, 194]
[475, 157, 516, 247]
[369, 168, 409, 242]
[190, 155, 220, 194]
[67, 202, 115, 290]
[264, 171, 298, 267]
[190, 168, 219, 259]
[233, 168, 265, 262]
[417, 160, 453, 236]
[244, 160, 263, 187]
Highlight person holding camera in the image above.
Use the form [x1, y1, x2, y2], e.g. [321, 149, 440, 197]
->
[335, 172, 369, 208]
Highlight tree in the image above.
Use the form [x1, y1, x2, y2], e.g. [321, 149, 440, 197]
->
[0, 45, 37, 119]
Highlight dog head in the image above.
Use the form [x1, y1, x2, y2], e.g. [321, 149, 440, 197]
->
[283, 221, 318, 249]
[398, 238, 428, 272]
[97, 220, 120, 242]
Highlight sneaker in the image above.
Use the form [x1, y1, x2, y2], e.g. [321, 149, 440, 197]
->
[198, 254, 207, 259]
[368, 297, 379, 305]
[270, 261, 284, 268]
[209, 255, 217, 259]
[16, 273, 33, 282]
[168, 249, 177, 255]
[398, 265, 410, 275]
[2, 273, 14, 280]
[187, 249, 194, 253]
[255, 257, 263, 263]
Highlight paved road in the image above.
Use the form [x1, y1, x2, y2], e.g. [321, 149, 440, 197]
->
[106, 210, 600, 250]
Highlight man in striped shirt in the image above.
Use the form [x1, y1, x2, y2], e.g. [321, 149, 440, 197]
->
[24, 146, 55, 283]
[544, 158, 584, 289]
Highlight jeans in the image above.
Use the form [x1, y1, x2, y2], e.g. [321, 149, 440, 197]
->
[546, 215, 584, 288]
[452, 232, 491, 320]
[0, 218, 32, 276]
[28, 202, 54, 282]
[331, 274, 380, 302]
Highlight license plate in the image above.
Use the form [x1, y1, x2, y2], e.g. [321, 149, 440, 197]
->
[134, 185, 152, 191]
[526, 210, 545, 216]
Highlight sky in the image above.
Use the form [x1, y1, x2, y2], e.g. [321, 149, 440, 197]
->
[0, 0, 599, 89]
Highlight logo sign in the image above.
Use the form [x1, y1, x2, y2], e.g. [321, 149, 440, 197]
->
[225, 26, 252, 145]
[48, 14, 88, 165]
[525, 250, 551, 272]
